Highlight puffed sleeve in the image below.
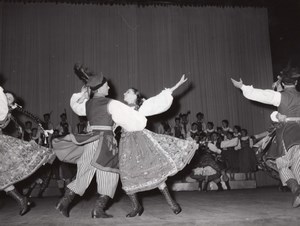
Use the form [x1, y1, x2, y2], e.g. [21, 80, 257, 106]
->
[0, 86, 9, 121]
[108, 100, 147, 132]
[221, 137, 239, 148]
[241, 85, 281, 107]
[70, 92, 87, 116]
[138, 89, 173, 116]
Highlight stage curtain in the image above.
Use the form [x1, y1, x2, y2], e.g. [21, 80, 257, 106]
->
[0, 3, 273, 134]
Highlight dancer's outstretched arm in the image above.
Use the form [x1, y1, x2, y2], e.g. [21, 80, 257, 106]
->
[169, 74, 188, 93]
[231, 78, 281, 107]
[139, 74, 188, 117]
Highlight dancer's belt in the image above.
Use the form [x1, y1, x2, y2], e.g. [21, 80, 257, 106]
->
[90, 125, 113, 131]
[285, 117, 300, 122]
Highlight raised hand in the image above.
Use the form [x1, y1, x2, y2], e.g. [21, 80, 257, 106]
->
[178, 74, 188, 86]
[231, 78, 243, 89]
[170, 74, 188, 92]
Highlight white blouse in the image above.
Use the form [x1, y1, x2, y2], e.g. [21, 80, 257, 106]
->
[138, 89, 173, 116]
[70, 89, 173, 132]
[0, 86, 8, 121]
[241, 84, 281, 107]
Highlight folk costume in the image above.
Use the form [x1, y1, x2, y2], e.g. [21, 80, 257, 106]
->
[119, 77, 198, 217]
[53, 67, 147, 218]
[0, 86, 54, 216]
[190, 150, 224, 191]
[238, 136, 257, 173]
[119, 89, 198, 194]
[233, 73, 300, 208]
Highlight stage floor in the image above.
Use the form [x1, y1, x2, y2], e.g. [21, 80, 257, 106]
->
[0, 187, 299, 226]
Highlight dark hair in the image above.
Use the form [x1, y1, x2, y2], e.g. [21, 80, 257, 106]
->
[179, 111, 191, 118]
[196, 112, 204, 118]
[211, 131, 219, 138]
[191, 122, 198, 127]
[129, 88, 144, 110]
[280, 67, 299, 85]
[207, 121, 214, 127]
[222, 119, 229, 126]
[227, 131, 234, 137]
[161, 121, 171, 132]
[241, 128, 248, 135]
[233, 125, 241, 132]
[15, 107, 43, 126]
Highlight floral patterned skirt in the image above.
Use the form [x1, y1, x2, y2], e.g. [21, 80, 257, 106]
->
[119, 129, 198, 194]
[0, 134, 54, 190]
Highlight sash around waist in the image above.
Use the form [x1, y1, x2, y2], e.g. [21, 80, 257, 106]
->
[90, 125, 113, 131]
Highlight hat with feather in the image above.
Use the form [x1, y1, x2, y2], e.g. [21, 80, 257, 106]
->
[74, 63, 107, 90]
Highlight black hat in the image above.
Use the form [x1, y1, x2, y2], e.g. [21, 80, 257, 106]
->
[281, 67, 300, 85]
[86, 73, 107, 91]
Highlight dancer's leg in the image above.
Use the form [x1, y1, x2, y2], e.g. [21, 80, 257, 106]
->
[158, 182, 181, 214]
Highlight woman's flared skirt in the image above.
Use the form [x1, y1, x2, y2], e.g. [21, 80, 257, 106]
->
[0, 134, 54, 190]
[119, 129, 198, 194]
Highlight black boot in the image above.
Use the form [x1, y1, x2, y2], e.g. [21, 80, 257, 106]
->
[126, 193, 144, 217]
[55, 188, 76, 217]
[37, 170, 52, 198]
[216, 182, 224, 192]
[25, 181, 38, 198]
[225, 181, 231, 190]
[160, 187, 181, 215]
[91, 194, 113, 218]
[7, 188, 32, 216]
[202, 181, 208, 192]
[286, 179, 300, 208]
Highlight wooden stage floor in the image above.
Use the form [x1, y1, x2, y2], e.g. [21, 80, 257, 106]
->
[0, 187, 299, 226]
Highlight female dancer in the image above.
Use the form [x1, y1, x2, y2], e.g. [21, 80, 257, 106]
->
[0, 86, 54, 215]
[119, 75, 198, 217]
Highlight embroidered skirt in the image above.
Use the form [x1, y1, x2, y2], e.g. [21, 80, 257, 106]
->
[119, 129, 198, 194]
[0, 134, 54, 190]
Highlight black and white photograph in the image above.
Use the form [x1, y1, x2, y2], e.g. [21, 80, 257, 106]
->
[0, 0, 300, 225]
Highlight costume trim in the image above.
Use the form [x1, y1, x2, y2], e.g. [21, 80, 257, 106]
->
[91, 125, 112, 130]
[90, 132, 119, 174]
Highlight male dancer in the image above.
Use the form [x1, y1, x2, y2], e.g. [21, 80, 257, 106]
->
[231, 70, 300, 208]
[54, 70, 146, 218]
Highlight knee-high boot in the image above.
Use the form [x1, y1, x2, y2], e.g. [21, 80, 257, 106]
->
[216, 182, 224, 191]
[160, 187, 181, 214]
[55, 188, 76, 217]
[126, 193, 143, 217]
[25, 180, 39, 198]
[7, 188, 32, 216]
[286, 179, 300, 208]
[37, 170, 52, 198]
[202, 180, 208, 192]
[225, 180, 231, 190]
[91, 194, 113, 218]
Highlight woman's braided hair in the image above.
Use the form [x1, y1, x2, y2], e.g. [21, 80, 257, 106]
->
[14, 106, 44, 130]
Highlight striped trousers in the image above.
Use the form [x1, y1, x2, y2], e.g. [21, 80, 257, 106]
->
[276, 145, 300, 185]
[67, 140, 119, 198]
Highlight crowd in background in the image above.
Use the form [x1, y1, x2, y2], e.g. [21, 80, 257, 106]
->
[157, 111, 258, 191]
